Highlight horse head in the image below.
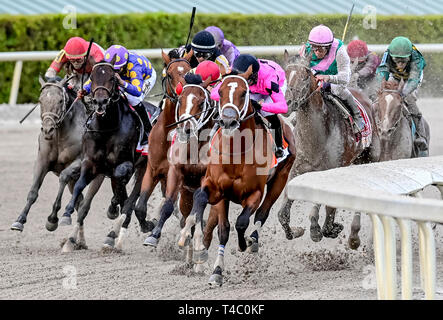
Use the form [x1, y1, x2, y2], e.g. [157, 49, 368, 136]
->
[161, 49, 193, 102]
[38, 75, 69, 140]
[217, 66, 253, 135]
[89, 57, 118, 116]
[283, 50, 316, 112]
[376, 79, 405, 142]
[175, 74, 214, 142]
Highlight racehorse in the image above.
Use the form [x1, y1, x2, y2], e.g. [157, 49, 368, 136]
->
[278, 51, 381, 250]
[133, 49, 193, 234]
[11, 76, 94, 232]
[60, 57, 146, 252]
[177, 67, 296, 286]
[375, 79, 430, 161]
[143, 74, 216, 251]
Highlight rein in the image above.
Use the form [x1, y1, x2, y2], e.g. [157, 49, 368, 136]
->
[376, 89, 409, 136]
[218, 75, 252, 122]
[285, 63, 318, 108]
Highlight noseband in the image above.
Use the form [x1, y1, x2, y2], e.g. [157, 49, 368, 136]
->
[285, 63, 316, 109]
[90, 62, 120, 105]
[40, 82, 69, 129]
[218, 75, 252, 122]
[162, 58, 191, 103]
[175, 84, 215, 139]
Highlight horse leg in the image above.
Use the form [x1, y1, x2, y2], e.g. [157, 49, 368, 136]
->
[46, 159, 81, 232]
[178, 187, 209, 248]
[60, 160, 95, 226]
[236, 190, 262, 252]
[309, 203, 323, 242]
[348, 212, 362, 250]
[203, 202, 223, 250]
[208, 200, 230, 287]
[176, 188, 194, 266]
[61, 174, 104, 253]
[11, 157, 49, 231]
[134, 165, 159, 233]
[322, 206, 344, 238]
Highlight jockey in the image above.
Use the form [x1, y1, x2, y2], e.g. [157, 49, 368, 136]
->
[347, 39, 381, 90]
[204, 26, 240, 67]
[376, 36, 427, 151]
[302, 25, 366, 132]
[211, 54, 288, 159]
[180, 30, 230, 76]
[81, 45, 157, 156]
[45, 37, 104, 82]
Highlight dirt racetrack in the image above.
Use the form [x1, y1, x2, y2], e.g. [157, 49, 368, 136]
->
[0, 98, 443, 300]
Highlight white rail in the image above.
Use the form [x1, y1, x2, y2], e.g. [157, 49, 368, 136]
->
[286, 155, 443, 300]
[3, 43, 443, 105]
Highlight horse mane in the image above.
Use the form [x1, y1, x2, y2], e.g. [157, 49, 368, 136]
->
[383, 80, 399, 90]
[168, 48, 181, 59]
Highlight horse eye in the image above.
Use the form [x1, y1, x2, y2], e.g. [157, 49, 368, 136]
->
[241, 92, 246, 98]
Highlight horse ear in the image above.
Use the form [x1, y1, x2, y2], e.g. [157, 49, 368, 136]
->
[110, 54, 117, 66]
[283, 49, 289, 65]
[161, 49, 170, 65]
[239, 65, 253, 80]
[202, 75, 212, 89]
[184, 48, 194, 62]
[39, 74, 46, 87]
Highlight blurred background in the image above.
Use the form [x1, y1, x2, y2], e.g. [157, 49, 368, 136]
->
[1, 0, 443, 104]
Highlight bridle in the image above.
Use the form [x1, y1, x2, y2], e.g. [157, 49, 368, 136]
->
[162, 58, 191, 103]
[175, 84, 216, 141]
[376, 89, 409, 137]
[90, 62, 120, 109]
[40, 82, 70, 130]
[218, 75, 255, 124]
[285, 63, 317, 109]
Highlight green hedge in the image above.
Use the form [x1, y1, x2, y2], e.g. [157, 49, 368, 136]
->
[2, 13, 443, 103]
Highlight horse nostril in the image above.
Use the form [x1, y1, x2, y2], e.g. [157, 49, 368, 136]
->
[92, 98, 97, 105]
[185, 128, 191, 135]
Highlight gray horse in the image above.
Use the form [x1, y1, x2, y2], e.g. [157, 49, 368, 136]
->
[277, 51, 381, 250]
[11, 76, 119, 232]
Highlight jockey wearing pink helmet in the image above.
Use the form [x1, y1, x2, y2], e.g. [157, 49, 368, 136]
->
[301, 24, 366, 132]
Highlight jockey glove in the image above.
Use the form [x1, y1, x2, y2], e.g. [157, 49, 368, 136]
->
[321, 81, 331, 93]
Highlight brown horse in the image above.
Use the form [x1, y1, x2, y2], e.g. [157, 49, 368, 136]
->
[177, 67, 296, 286]
[375, 79, 430, 161]
[133, 49, 193, 231]
[278, 51, 380, 250]
[143, 75, 217, 270]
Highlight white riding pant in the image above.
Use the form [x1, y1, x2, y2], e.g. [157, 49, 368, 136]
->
[125, 69, 157, 106]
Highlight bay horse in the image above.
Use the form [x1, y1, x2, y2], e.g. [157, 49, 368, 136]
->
[60, 57, 146, 252]
[133, 49, 193, 234]
[177, 67, 296, 286]
[375, 79, 430, 161]
[277, 51, 381, 250]
[143, 75, 216, 251]
[10, 76, 98, 232]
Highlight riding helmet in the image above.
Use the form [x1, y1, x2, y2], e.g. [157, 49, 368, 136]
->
[64, 37, 88, 59]
[191, 30, 216, 53]
[232, 54, 260, 74]
[388, 36, 413, 58]
[308, 25, 334, 46]
[104, 45, 129, 70]
[347, 40, 369, 60]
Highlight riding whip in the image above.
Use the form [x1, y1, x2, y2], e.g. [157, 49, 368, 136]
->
[19, 103, 39, 124]
[341, 3, 355, 42]
[81, 37, 94, 90]
[184, 7, 197, 53]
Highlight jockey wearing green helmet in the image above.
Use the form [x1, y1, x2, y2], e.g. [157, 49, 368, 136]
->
[376, 36, 428, 151]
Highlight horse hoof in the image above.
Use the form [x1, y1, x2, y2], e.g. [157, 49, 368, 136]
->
[59, 216, 72, 226]
[208, 274, 223, 287]
[246, 237, 259, 253]
[178, 235, 191, 249]
[45, 220, 58, 232]
[143, 236, 159, 247]
[310, 224, 323, 242]
[11, 222, 24, 232]
[107, 204, 119, 220]
[61, 237, 76, 253]
[75, 242, 88, 250]
[193, 249, 208, 264]
[322, 223, 344, 239]
[348, 235, 361, 250]
[291, 227, 305, 239]
[103, 237, 115, 248]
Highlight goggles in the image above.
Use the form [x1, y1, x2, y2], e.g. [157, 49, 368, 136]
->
[194, 51, 212, 59]
[392, 56, 410, 64]
[311, 45, 328, 53]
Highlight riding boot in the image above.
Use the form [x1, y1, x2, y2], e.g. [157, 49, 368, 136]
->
[412, 114, 428, 151]
[344, 95, 365, 132]
[267, 115, 284, 158]
[133, 102, 152, 145]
